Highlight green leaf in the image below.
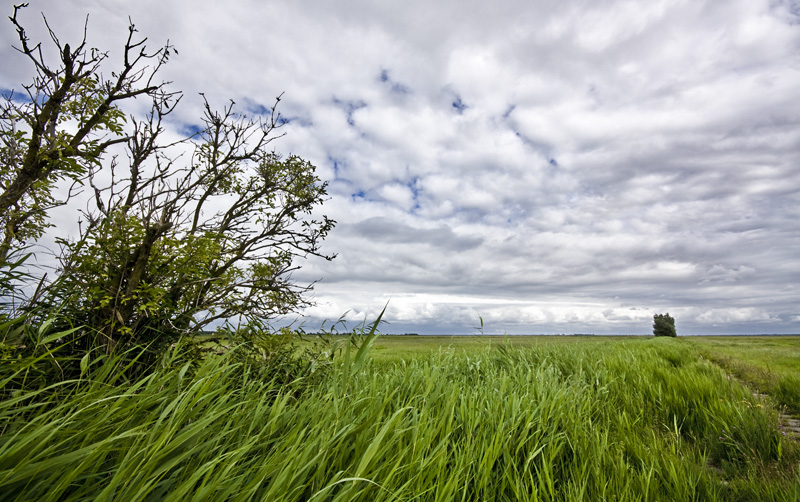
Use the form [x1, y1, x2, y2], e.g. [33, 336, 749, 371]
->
[80, 353, 90, 376]
[40, 326, 81, 345]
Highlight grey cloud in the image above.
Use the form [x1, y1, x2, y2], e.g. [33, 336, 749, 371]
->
[340, 217, 484, 251]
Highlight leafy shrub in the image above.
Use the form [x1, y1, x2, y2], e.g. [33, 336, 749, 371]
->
[653, 313, 677, 337]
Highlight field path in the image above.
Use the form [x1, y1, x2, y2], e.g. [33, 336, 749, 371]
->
[733, 385, 800, 440]
[752, 390, 800, 438]
[779, 413, 800, 437]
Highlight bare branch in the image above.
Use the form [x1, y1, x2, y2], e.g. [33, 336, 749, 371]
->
[0, 3, 180, 259]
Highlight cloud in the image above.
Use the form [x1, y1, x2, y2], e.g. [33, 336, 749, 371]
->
[3, 0, 800, 334]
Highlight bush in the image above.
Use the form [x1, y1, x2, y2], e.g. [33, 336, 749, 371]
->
[653, 313, 677, 337]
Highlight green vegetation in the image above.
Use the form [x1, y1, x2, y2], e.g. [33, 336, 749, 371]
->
[653, 313, 677, 337]
[686, 336, 800, 414]
[365, 335, 643, 365]
[2, 335, 799, 501]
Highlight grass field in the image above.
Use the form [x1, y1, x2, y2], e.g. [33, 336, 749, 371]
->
[368, 335, 800, 411]
[367, 335, 649, 364]
[1, 335, 799, 500]
[684, 336, 800, 414]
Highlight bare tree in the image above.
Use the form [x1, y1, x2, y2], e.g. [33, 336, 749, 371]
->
[0, 3, 178, 263]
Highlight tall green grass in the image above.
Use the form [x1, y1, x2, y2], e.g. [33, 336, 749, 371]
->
[686, 336, 800, 414]
[1, 338, 798, 501]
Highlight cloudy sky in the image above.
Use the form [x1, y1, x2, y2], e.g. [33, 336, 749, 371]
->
[3, 0, 800, 334]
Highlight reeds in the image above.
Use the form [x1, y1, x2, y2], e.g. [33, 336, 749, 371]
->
[1, 338, 798, 501]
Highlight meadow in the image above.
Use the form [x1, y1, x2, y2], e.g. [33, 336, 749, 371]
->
[1, 335, 799, 501]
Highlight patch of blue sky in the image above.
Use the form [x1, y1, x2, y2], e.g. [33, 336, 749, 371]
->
[407, 176, 422, 212]
[242, 98, 271, 116]
[451, 96, 467, 114]
[277, 115, 313, 127]
[328, 155, 344, 177]
[2, 87, 38, 104]
[378, 69, 411, 94]
[332, 96, 367, 126]
[407, 176, 421, 198]
[181, 123, 205, 137]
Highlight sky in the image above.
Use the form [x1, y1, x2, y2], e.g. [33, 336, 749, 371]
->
[2, 0, 800, 335]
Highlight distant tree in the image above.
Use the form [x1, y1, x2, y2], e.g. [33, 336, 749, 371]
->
[2, 4, 336, 361]
[653, 313, 677, 337]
